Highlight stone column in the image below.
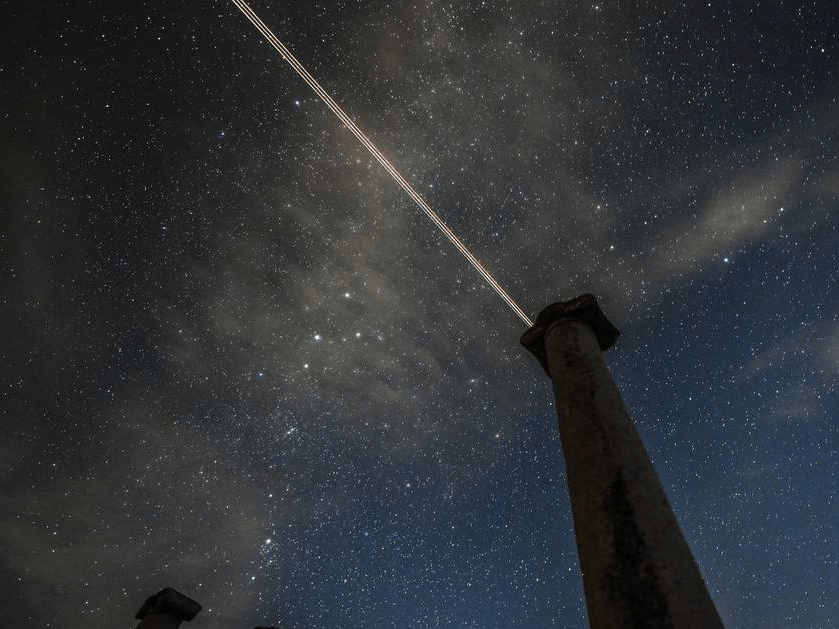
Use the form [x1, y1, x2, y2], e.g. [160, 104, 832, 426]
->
[134, 588, 202, 629]
[521, 294, 724, 629]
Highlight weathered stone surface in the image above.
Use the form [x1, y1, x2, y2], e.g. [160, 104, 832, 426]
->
[522, 296, 725, 629]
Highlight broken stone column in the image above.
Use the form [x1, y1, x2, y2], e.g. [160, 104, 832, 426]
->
[134, 588, 201, 629]
[521, 294, 724, 629]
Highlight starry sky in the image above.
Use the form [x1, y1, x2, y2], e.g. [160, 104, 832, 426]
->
[2, 1, 838, 628]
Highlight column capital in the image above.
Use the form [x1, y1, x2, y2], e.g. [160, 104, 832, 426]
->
[520, 294, 620, 375]
[135, 588, 201, 624]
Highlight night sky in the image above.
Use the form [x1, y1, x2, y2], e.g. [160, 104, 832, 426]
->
[2, 1, 838, 628]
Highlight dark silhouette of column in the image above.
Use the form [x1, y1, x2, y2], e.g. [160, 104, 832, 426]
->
[134, 588, 201, 629]
[521, 294, 724, 629]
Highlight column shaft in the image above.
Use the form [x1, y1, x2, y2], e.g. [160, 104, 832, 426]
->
[544, 319, 723, 629]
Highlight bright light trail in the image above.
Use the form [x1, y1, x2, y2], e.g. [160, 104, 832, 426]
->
[231, 0, 533, 327]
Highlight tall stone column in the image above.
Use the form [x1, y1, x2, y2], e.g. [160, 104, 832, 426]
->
[521, 294, 724, 629]
[134, 588, 201, 629]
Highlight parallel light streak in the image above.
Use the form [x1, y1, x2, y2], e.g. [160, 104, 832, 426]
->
[231, 0, 533, 327]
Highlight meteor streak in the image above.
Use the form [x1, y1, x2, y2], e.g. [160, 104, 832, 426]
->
[230, 0, 533, 327]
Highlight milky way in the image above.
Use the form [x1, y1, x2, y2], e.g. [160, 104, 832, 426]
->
[2, 2, 837, 628]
